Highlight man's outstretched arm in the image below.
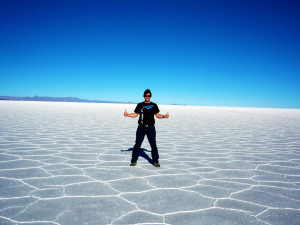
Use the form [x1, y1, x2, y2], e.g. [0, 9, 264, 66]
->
[124, 110, 139, 118]
[156, 112, 169, 119]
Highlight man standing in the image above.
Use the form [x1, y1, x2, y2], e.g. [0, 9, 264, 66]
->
[124, 89, 169, 167]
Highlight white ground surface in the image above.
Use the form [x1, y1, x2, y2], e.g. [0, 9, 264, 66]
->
[0, 101, 300, 225]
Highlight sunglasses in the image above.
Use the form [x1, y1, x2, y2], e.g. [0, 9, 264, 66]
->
[144, 95, 151, 97]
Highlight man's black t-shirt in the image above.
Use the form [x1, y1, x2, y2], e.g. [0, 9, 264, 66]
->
[134, 102, 160, 125]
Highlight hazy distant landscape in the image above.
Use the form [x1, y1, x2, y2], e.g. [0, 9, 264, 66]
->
[0, 96, 187, 106]
[0, 95, 136, 104]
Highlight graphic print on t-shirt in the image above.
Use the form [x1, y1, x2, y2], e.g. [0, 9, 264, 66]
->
[135, 102, 159, 125]
[141, 108, 144, 124]
[142, 105, 154, 110]
[141, 105, 153, 124]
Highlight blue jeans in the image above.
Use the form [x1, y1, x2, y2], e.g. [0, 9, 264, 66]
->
[132, 125, 159, 163]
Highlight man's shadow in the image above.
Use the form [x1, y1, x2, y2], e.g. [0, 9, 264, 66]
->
[121, 148, 154, 165]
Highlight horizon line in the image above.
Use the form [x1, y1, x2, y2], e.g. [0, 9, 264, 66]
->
[1, 95, 299, 110]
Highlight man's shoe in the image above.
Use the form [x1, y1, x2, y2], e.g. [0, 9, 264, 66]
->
[153, 162, 160, 167]
[130, 162, 137, 166]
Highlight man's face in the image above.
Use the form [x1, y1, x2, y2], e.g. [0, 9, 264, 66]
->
[144, 93, 151, 102]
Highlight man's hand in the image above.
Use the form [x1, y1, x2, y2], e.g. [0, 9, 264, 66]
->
[156, 112, 170, 119]
[124, 110, 128, 117]
[165, 112, 169, 119]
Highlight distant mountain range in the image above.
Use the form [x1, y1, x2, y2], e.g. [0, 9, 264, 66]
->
[0, 95, 136, 104]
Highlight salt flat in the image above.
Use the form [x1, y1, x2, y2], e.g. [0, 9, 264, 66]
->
[0, 100, 300, 225]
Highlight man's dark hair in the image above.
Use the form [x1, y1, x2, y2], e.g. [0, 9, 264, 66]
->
[144, 89, 152, 97]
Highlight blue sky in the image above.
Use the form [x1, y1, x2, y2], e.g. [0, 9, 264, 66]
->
[1, 0, 300, 108]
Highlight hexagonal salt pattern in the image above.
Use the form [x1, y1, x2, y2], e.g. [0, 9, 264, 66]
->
[0, 101, 300, 224]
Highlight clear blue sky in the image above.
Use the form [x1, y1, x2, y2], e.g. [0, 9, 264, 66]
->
[1, 0, 300, 108]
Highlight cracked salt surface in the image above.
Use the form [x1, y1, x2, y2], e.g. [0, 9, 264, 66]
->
[0, 101, 300, 224]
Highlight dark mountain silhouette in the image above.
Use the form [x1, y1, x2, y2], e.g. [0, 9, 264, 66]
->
[0, 95, 136, 104]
